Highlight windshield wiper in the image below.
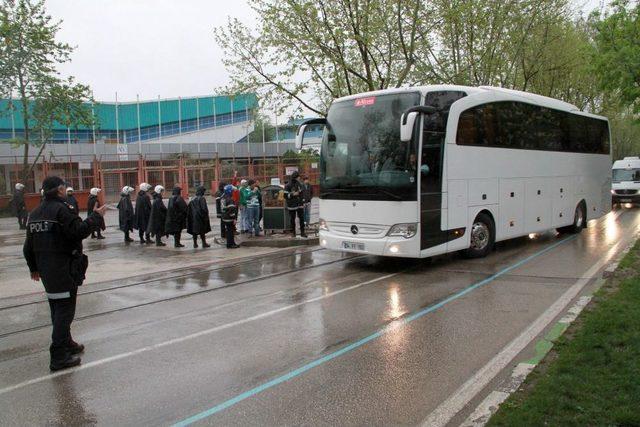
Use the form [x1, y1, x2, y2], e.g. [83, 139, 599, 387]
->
[375, 188, 404, 201]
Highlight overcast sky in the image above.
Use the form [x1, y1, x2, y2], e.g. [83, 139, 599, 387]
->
[46, 0, 606, 105]
[47, 0, 257, 103]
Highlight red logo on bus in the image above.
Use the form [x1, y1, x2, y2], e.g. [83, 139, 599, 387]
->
[354, 97, 376, 107]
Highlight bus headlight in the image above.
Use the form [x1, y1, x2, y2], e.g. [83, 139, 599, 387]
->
[611, 189, 615, 194]
[387, 223, 417, 239]
[319, 218, 329, 231]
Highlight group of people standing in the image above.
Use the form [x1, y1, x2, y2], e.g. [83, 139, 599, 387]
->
[116, 183, 212, 248]
[11, 172, 315, 248]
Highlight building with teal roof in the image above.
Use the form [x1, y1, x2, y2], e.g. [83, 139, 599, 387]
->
[0, 93, 257, 144]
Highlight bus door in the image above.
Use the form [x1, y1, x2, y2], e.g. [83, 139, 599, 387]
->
[420, 91, 466, 250]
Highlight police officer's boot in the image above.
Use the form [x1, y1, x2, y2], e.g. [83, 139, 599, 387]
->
[201, 235, 210, 248]
[156, 235, 166, 247]
[50, 346, 81, 371]
[125, 231, 134, 243]
[174, 233, 185, 248]
[145, 233, 153, 244]
[68, 339, 85, 355]
[193, 236, 198, 248]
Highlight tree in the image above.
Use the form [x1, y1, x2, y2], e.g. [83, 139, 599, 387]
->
[590, 0, 640, 115]
[215, 0, 599, 115]
[215, 0, 422, 116]
[0, 0, 94, 181]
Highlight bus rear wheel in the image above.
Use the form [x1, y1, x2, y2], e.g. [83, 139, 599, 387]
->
[462, 212, 495, 258]
[557, 202, 586, 234]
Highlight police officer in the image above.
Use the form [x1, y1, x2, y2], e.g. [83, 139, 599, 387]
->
[66, 187, 79, 213]
[23, 176, 107, 371]
[11, 182, 28, 229]
[284, 171, 307, 238]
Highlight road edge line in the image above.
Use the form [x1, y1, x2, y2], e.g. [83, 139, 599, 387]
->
[421, 237, 633, 427]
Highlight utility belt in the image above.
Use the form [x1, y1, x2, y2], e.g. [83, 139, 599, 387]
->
[70, 249, 89, 286]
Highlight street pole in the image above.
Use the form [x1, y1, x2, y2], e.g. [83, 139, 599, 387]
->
[91, 102, 97, 156]
[115, 92, 120, 145]
[136, 94, 142, 154]
[158, 95, 163, 155]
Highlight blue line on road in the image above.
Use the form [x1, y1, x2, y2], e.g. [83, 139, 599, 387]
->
[173, 235, 577, 426]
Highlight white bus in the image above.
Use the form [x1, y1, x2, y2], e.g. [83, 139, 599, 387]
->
[296, 85, 611, 258]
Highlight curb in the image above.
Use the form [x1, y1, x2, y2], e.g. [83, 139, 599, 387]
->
[215, 236, 319, 248]
[460, 239, 636, 427]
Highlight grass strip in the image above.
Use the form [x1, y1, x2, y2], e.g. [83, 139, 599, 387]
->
[488, 241, 640, 426]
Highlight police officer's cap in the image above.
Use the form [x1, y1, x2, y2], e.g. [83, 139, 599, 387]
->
[42, 176, 65, 192]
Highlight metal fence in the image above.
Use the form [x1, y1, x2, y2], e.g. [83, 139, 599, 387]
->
[0, 151, 319, 202]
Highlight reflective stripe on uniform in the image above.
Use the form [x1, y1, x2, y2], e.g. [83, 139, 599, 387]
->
[47, 291, 71, 300]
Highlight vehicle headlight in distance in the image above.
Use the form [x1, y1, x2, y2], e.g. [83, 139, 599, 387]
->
[387, 223, 417, 239]
[611, 189, 616, 194]
[319, 218, 329, 231]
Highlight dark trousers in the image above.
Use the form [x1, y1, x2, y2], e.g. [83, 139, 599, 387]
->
[17, 211, 27, 229]
[288, 208, 305, 236]
[155, 234, 163, 245]
[48, 288, 78, 360]
[224, 221, 236, 247]
[220, 219, 226, 238]
[138, 229, 150, 242]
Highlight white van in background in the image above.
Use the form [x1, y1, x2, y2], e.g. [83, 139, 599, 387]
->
[612, 156, 640, 206]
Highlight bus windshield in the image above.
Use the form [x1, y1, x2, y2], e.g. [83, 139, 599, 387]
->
[613, 168, 640, 182]
[320, 92, 421, 201]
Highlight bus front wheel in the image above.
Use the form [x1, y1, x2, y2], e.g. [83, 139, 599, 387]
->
[462, 212, 495, 258]
[557, 202, 586, 234]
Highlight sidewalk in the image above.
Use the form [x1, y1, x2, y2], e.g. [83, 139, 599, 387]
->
[0, 197, 320, 301]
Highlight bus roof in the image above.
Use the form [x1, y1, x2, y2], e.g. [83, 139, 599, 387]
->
[332, 84, 604, 119]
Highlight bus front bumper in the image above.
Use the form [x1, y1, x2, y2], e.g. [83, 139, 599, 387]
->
[318, 230, 417, 257]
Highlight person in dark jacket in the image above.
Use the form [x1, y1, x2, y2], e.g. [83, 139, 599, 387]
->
[301, 176, 313, 227]
[11, 183, 28, 229]
[221, 184, 239, 249]
[87, 187, 105, 239]
[214, 182, 227, 240]
[117, 186, 135, 243]
[284, 171, 307, 238]
[187, 186, 212, 248]
[165, 186, 187, 248]
[65, 187, 79, 214]
[147, 185, 168, 246]
[23, 176, 107, 371]
[134, 183, 153, 244]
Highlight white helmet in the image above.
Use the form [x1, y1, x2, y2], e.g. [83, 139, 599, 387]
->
[90, 187, 101, 196]
[66, 187, 74, 193]
[154, 185, 165, 194]
[139, 182, 151, 191]
[121, 186, 134, 194]
[15, 183, 25, 190]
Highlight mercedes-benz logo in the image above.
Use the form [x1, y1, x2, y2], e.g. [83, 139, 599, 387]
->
[350, 225, 359, 235]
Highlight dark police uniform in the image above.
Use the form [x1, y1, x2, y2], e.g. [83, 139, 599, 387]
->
[23, 194, 100, 370]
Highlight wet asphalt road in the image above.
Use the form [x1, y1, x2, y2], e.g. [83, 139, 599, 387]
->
[0, 208, 638, 426]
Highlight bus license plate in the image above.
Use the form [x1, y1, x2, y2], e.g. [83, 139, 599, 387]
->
[342, 241, 365, 251]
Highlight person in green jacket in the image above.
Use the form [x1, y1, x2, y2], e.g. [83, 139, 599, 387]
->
[239, 179, 251, 233]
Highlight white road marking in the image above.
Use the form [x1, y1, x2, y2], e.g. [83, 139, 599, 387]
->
[0, 273, 399, 396]
[421, 238, 626, 427]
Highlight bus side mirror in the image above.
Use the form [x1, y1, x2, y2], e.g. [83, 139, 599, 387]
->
[400, 112, 418, 142]
[295, 125, 307, 150]
[400, 105, 437, 142]
[295, 118, 328, 150]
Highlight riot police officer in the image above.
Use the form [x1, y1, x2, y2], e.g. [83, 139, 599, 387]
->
[23, 176, 107, 371]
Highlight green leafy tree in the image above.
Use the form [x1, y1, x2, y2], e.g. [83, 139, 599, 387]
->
[0, 0, 94, 181]
[590, 1, 640, 115]
[215, 0, 600, 115]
